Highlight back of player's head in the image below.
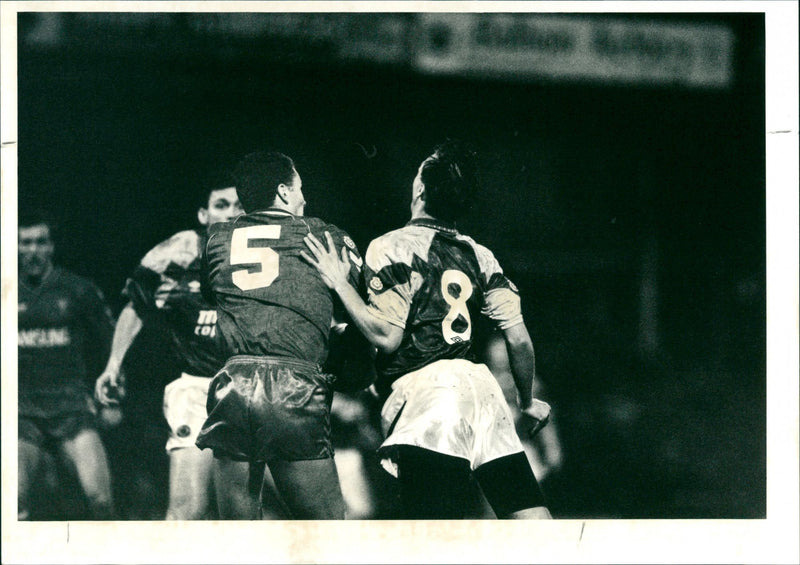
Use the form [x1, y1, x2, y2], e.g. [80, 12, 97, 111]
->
[233, 151, 296, 213]
[419, 139, 478, 222]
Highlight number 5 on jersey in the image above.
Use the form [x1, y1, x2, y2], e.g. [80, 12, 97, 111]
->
[230, 226, 281, 291]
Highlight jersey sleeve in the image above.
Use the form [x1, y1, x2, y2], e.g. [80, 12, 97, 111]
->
[475, 246, 524, 330]
[124, 265, 161, 317]
[327, 226, 365, 322]
[199, 234, 216, 306]
[124, 230, 197, 317]
[77, 280, 115, 379]
[363, 238, 422, 329]
[330, 227, 364, 290]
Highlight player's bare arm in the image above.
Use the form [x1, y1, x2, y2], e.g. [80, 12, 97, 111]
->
[502, 323, 551, 437]
[95, 302, 142, 405]
[302, 231, 403, 354]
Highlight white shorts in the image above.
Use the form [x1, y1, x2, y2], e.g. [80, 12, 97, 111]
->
[378, 359, 524, 477]
[163, 373, 211, 452]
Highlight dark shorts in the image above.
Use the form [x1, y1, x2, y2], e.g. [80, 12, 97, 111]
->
[196, 355, 335, 463]
[19, 411, 97, 448]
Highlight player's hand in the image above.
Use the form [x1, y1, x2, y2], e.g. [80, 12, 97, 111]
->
[94, 369, 126, 406]
[301, 231, 352, 292]
[520, 398, 551, 438]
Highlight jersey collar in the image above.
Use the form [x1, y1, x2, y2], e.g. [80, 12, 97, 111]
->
[253, 207, 295, 218]
[406, 217, 459, 235]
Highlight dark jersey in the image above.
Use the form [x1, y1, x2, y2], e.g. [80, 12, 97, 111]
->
[363, 219, 523, 395]
[204, 209, 362, 365]
[125, 229, 225, 377]
[18, 267, 114, 417]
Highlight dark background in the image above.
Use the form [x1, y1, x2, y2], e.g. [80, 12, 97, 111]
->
[16, 12, 765, 519]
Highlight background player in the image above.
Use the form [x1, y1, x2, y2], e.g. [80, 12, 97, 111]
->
[302, 140, 553, 519]
[484, 333, 563, 485]
[18, 209, 115, 520]
[94, 178, 243, 520]
[195, 150, 368, 520]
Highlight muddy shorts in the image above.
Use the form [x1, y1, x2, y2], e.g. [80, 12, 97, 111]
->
[196, 355, 334, 463]
[163, 373, 211, 452]
[379, 359, 524, 477]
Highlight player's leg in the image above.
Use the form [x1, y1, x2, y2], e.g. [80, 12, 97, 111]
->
[58, 427, 115, 519]
[395, 445, 474, 519]
[334, 447, 376, 519]
[163, 374, 215, 519]
[268, 457, 346, 519]
[473, 451, 551, 519]
[18, 438, 44, 520]
[260, 463, 292, 519]
[166, 445, 214, 520]
[212, 455, 263, 520]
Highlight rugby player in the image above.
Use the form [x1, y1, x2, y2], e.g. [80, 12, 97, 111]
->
[18, 209, 115, 520]
[302, 140, 553, 519]
[94, 178, 243, 520]
[195, 150, 367, 519]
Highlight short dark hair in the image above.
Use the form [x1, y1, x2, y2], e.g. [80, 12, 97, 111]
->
[18, 207, 57, 232]
[232, 151, 296, 213]
[197, 169, 237, 210]
[419, 139, 478, 222]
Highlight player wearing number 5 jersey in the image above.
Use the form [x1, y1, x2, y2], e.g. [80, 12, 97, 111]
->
[303, 140, 552, 519]
[196, 151, 364, 520]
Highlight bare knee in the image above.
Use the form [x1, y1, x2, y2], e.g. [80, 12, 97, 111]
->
[166, 489, 209, 520]
[212, 456, 261, 520]
[59, 429, 115, 519]
[167, 448, 213, 520]
[269, 458, 346, 520]
[508, 506, 552, 519]
[166, 499, 201, 520]
[86, 493, 115, 520]
[18, 441, 45, 520]
[81, 471, 115, 520]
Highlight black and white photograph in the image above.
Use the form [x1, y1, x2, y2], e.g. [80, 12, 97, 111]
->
[1, 2, 797, 563]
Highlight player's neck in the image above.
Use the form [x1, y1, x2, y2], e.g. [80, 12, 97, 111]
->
[410, 208, 436, 222]
[21, 263, 53, 288]
[408, 212, 458, 234]
[268, 200, 303, 217]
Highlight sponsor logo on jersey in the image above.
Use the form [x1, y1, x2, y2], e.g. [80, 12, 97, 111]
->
[194, 309, 217, 337]
[18, 327, 71, 347]
[343, 236, 356, 250]
[369, 277, 383, 291]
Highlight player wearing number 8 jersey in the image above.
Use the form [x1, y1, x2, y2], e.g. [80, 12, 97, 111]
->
[303, 140, 552, 519]
[196, 151, 364, 520]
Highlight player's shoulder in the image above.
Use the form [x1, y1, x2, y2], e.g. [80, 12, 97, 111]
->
[366, 225, 435, 270]
[141, 229, 202, 271]
[456, 233, 503, 275]
[54, 268, 106, 300]
[457, 233, 496, 261]
[305, 216, 360, 252]
[304, 215, 342, 235]
[54, 267, 94, 290]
